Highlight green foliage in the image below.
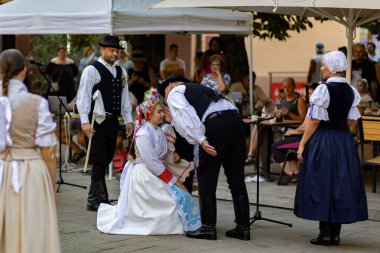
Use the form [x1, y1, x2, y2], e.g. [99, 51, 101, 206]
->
[28, 34, 102, 93]
[251, 13, 315, 41]
[30, 34, 102, 64]
[362, 19, 380, 40]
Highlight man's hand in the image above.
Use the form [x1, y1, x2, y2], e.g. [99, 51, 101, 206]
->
[81, 123, 95, 139]
[125, 123, 134, 137]
[201, 140, 217, 156]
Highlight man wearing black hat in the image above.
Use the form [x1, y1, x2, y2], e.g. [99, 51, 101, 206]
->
[158, 74, 250, 241]
[77, 35, 133, 211]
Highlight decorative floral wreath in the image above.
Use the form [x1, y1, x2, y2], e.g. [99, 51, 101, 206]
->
[135, 88, 161, 128]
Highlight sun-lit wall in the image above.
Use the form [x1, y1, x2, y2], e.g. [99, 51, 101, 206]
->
[246, 20, 360, 97]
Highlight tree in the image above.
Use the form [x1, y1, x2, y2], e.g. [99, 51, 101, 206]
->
[221, 13, 317, 83]
[28, 35, 102, 93]
[362, 20, 380, 40]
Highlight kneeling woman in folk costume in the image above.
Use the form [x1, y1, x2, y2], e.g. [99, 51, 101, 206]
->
[97, 88, 201, 235]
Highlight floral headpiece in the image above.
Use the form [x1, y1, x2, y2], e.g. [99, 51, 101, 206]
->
[135, 88, 161, 128]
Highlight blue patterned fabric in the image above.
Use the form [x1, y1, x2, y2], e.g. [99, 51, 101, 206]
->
[166, 184, 202, 232]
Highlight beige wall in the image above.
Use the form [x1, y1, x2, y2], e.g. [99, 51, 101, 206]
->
[247, 20, 360, 97]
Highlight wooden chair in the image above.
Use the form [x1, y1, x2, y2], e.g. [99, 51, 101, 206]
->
[358, 115, 380, 193]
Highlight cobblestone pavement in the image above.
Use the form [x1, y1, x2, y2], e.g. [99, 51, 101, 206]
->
[57, 162, 380, 253]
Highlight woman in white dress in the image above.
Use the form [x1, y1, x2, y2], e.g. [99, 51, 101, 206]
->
[97, 88, 201, 235]
[0, 49, 60, 252]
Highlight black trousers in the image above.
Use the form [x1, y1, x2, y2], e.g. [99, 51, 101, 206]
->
[197, 111, 248, 197]
[90, 117, 119, 183]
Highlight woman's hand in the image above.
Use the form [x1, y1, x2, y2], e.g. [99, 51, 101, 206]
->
[284, 129, 294, 137]
[173, 152, 181, 163]
[176, 180, 188, 192]
[281, 107, 290, 116]
[297, 145, 305, 163]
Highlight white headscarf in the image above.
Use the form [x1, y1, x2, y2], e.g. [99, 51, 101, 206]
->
[322, 51, 347, 73]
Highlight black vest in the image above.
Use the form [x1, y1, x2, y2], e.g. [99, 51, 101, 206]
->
[319, 82, 354, 131]
[91, 61, 123, 116]
[183, 83, 225, 120]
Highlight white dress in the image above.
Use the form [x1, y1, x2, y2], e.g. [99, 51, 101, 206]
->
[97, 122, 201, 235]
[0, 80, 60, 253]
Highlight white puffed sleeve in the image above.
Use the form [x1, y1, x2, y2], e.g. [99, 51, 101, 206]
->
[0, 97, 13, 152]
[307, 84, 330, 121]
[348, 85, 362, 120]
[35, 98, 58, 147]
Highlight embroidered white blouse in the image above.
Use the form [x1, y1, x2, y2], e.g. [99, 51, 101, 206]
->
[0, 79, 57, 148]
[307, 77, 361, 121]
[0, 79, 57, 191]
[134, 121, 176, 186]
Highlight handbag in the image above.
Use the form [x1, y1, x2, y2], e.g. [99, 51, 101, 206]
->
[51, 67, 64, 92]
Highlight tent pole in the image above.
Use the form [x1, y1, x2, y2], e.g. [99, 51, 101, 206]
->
[346, 9, 354, 84]
[249, 33, 253, 114]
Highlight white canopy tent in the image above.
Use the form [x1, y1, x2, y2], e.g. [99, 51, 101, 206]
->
[0, 0, 253, 35]
[153, 0, 380, 83]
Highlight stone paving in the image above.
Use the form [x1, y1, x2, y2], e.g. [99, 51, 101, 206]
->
[57, 162, 380, 253]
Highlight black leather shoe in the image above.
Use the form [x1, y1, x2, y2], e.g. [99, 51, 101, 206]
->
[86, 203, 99, 212]
[225, 226, 250, 241]
[186, 225, 217, 240]
[310, 235, 340, 246]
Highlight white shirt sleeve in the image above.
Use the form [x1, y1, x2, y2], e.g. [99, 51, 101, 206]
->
[348, 84, 362, 120]
[136, 133, 176, 185]
[167, 85, 206, 145]
[120, 68, 133, 124]
[35, 98, 58, 147]
[76, 65, 99, 124]
[307, 84, 330, 121]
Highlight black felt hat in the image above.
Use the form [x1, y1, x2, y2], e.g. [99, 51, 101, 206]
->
[158, 74, 189, 96]
[98, 35, 124, 49]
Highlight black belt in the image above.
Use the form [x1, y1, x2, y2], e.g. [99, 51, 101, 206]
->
[205, 110, 237, 121]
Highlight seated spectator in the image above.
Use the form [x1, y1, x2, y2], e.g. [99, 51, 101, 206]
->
[127, 49, 157, 104]
[231, 71, 270, 118]
[200, 37, 228, 77]
[356, 78, 372, 106]
[201, 54, 231, 102]
[272, 77, 307, 142]
[271, 83, 319, 185]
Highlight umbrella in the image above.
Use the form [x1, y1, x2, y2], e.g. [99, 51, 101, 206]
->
[153, 0, 380, 82]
